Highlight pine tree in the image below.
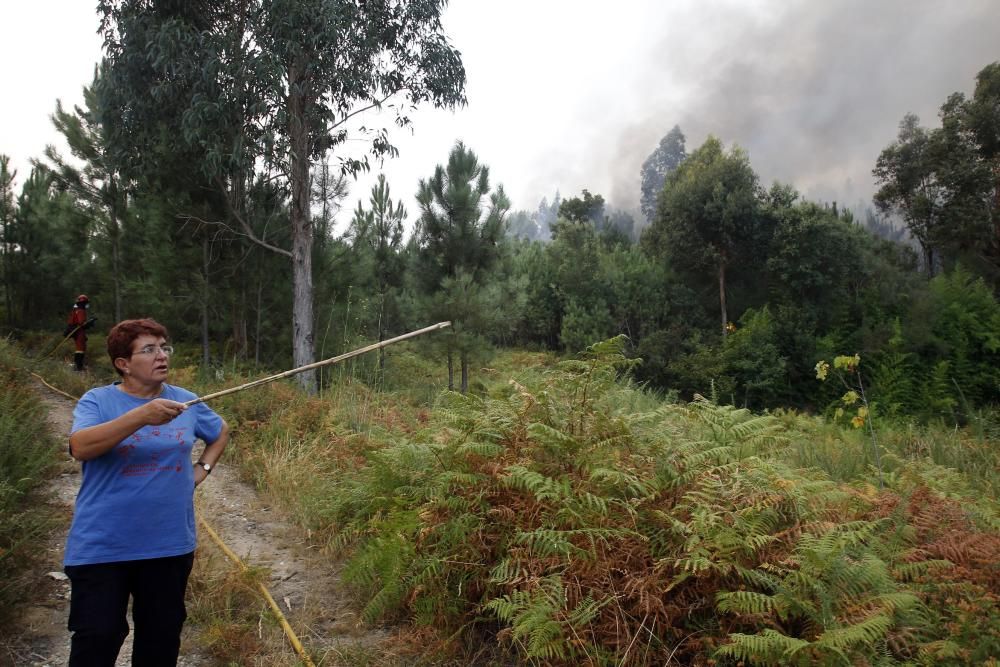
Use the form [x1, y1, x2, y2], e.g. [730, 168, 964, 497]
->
[348, 174, 406, 370]
[413, 141, 511, 392]
[40, 74, 128, 321]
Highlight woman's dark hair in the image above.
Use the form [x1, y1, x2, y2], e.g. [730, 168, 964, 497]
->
[107, 319, 169, 376]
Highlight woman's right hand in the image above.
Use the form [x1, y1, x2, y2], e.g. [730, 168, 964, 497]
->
[139, 399, 187, 425]
[71, 398, 188, 461]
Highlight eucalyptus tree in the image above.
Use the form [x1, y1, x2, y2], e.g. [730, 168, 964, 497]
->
[644, 136, 760, 337]
[413, 141, 510, 392]
[943, 62, 1000, 283]
[640, 125, 687, 224]
[874, 115, 951, 277]
[96, 0, 466, 391]
[873, 64, 999, 284]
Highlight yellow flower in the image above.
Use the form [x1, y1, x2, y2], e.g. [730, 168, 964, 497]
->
[815, 360, 830, 380]
[851, 415, 866, 429]
[857, 406, 869, 419]
[834, 407, 844, 419]
[834, 354, 861, 372]
[841, 390, 859, 405]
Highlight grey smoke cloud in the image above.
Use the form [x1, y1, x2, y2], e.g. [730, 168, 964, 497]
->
[4, 0, 996, 231]
[606, 0, 1000, 214]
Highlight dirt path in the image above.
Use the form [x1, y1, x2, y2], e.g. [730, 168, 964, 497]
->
[3, 386, 387, 666]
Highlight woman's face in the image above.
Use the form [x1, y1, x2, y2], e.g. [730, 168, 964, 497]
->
[120, 333, 170, 383]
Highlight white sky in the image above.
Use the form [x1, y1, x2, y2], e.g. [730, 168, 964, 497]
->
[2, 1, 999, 229]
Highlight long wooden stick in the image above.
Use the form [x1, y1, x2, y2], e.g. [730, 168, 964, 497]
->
[182, 321, 451, 407]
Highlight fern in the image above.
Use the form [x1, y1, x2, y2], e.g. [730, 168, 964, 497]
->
[716, 629, 810, 666]
[311, 339, 998, 665]
[485, 576, 605, 663]
[716, 590, 785, 616]
[503, 465, 570, 502]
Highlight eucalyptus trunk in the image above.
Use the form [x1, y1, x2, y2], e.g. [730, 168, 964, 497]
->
[288, 58, 316, 393]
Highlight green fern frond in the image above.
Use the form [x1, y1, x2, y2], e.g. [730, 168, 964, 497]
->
[360, 580, 406, 624]
[716, 590, 784, 616]
[716, 629, 810, 666]
[455, 440, 505, 458]
[871, 591, 920, 614]
[489, 557, 528, 585]
[815, 613, 893, 651]
[527, 422, 582, 454]
[891, 559, 952, 582]
[515, 527, 630, 559]
[502, 465, 570, 501]
[588, 466, 652, 497]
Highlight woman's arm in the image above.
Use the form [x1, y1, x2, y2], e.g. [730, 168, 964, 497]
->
[69, 399, 188, 461]
[194, 420, 229, 486]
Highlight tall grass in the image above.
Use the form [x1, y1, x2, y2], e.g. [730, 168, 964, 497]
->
[0, 339, 62, 623]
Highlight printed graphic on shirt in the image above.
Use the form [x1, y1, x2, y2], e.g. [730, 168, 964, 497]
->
[115, 425, 190, 477]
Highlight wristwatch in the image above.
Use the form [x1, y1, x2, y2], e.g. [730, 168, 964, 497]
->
[195, 460, 212, 474]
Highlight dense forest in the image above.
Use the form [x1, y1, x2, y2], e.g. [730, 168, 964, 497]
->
[1, 4, 999, 664]
[3, 55, 998, 418]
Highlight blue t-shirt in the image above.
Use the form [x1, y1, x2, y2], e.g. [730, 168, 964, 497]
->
[64, 383, 224, 566]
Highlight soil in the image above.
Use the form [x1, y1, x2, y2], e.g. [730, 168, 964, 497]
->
[1, 385, 388, 667]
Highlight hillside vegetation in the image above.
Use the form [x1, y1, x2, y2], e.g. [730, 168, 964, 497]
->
[192, 338, 1000, 666]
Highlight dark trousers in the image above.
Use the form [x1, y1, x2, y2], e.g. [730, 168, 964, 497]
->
[65, 552, 194, 667]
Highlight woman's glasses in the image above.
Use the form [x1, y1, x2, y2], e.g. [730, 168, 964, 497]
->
[133, 344, 174, 357]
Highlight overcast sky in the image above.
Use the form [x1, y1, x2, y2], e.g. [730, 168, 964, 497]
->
[2, 1, 998, 227]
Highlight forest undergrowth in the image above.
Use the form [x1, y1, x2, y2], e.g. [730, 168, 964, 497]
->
[0, 339, 63, 623]
[198, 336, 1000, 666]
[5, 335, 999, 665]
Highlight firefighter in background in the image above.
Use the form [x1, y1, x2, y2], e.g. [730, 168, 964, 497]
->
[64, 295, 96, 371]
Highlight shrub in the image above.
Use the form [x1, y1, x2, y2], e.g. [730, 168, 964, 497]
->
[324, 337, 999, 665]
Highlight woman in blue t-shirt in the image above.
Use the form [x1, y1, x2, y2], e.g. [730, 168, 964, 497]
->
[64, 318, 229, 666]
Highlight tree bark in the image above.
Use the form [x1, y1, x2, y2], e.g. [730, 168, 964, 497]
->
[719, 260, 728, 338]
[107, 178, 123, 322]
[255, 272, 263, 366]
[201, 236, 210, 368]
[1, 211, 11, 326]
[460, 350, 469, 394]
[377, 290, 386, 373]
[288, 58, 316, 393]
[922, 244, 936, 278]
[447, 348, 454, 391]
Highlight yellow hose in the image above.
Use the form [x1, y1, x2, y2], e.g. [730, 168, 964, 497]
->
[197, 513, 317, 667]
[32, 373, 316, 667]
[30, 372, 78, 401]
